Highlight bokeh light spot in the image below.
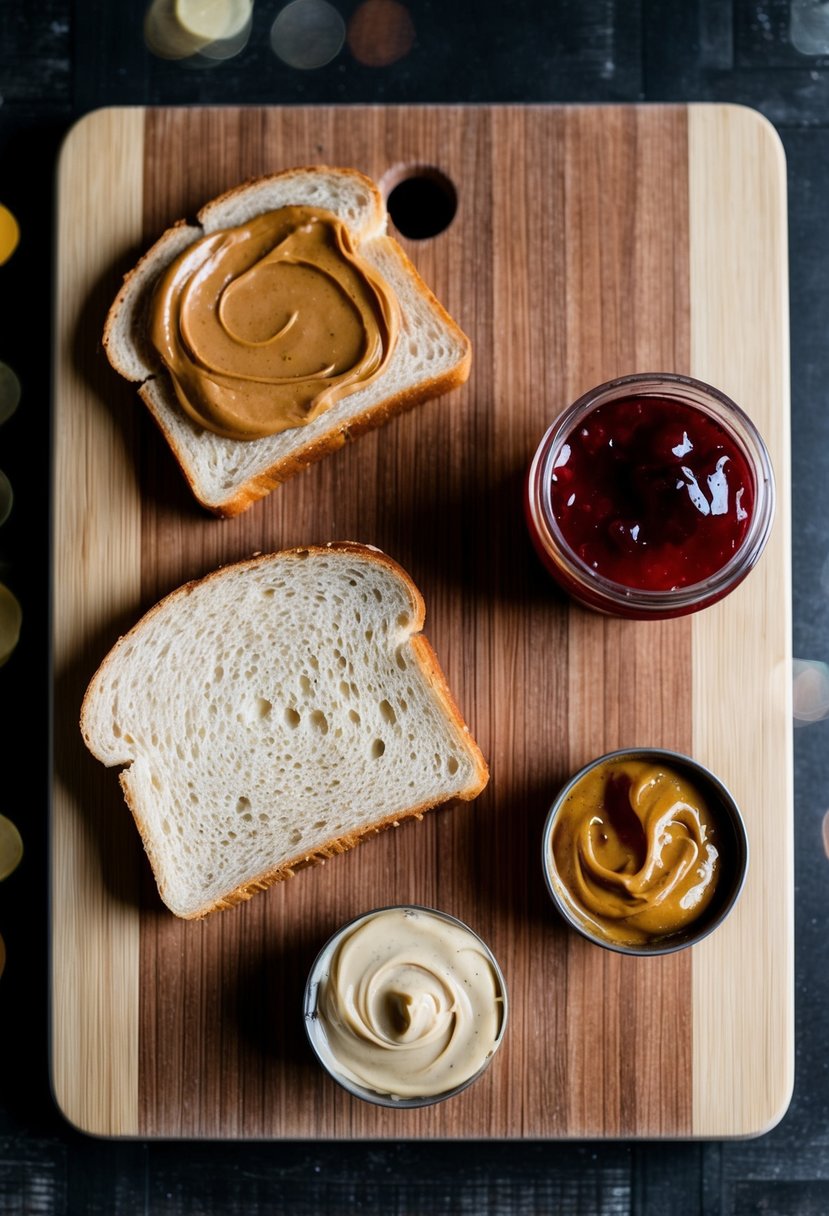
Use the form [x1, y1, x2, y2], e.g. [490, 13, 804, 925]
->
[0, 363, 20, 426]
[145, 0, 253, 63]
[793, 657, 829, 725]
[347, 0, 415, 67]
[790, 0, 829, 55]
[0, 584, 21, 667]
[0, 471, 12, 528]
[270, 0, 345, 69]
[823, 810, 829, 860]
[0, 205, 19, 266]
[0, 816, 22, 882]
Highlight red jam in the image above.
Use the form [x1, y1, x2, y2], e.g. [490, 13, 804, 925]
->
[549, 395, 755, 592]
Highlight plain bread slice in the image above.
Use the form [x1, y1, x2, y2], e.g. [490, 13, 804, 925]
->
[80, 543, 489, 919]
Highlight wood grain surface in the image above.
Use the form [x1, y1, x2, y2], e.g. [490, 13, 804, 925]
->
[51, 104, 792, 1139]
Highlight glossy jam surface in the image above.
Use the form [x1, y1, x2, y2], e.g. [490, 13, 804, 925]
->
[549, 395, 755, 592]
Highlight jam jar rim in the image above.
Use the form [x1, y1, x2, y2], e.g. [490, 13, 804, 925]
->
[527, 372, 776, 613]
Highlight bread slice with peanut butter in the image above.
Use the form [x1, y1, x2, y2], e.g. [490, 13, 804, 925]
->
[80, 543, 489, 919]
[103, 167, 471, 516]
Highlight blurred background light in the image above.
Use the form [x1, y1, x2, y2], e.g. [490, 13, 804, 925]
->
[0, 471, 12, 528]
[790, 0, 829, 55]
[0, 363, 19, 427]
[145, 0, 253, 63]
[0, 584, 21, 667]
[270, 0, 345, 69]
[0, 816, 22, 882]
[347, 0, 415, 67]
[0, 205, 19, 266]
[793, 657, 829, 725]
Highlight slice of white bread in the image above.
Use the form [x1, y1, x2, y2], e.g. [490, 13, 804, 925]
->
[80, 543, 489, 919]
[103, 167, 472, 516]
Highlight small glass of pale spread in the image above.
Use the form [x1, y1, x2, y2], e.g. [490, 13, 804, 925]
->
[304, 905, 508, 1106]
[542, 749, 749, 955]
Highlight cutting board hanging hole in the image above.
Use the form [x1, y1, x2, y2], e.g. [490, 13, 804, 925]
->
[382, 166, 457, 239]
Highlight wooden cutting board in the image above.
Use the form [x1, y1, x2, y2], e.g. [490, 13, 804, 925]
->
[51, 104, 792, 1140]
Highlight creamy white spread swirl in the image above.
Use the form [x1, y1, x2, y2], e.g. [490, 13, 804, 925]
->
[313, 907, 505, 1100]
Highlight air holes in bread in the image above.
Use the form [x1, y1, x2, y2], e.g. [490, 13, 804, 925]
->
[79, 545, 488, 917]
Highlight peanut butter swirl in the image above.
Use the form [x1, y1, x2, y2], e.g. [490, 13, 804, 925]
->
[551, 758, 720, 947]
[314, 908, 505, 1100]
[149, 206, 399, 440]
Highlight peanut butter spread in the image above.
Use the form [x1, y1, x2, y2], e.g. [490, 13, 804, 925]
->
[149, 206, 399, 440]
[314, 908, 505, 1100]
[551, 758, 720, 947]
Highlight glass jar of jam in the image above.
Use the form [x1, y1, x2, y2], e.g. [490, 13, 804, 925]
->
[524, 373, 776, 619]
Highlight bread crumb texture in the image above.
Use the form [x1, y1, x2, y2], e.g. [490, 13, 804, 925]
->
[81, 547, 487, 918]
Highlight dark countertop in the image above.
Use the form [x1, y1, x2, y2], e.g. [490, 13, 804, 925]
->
[2, 2, 829, 1212]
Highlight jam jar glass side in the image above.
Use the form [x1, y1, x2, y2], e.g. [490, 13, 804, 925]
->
[523, 372, 776, 620]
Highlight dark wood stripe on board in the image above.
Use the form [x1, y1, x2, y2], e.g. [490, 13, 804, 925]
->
[138, 104, 690, 1138]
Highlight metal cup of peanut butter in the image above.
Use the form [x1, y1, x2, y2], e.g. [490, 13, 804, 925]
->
[303, 904, 509, 1106]
[541, 747, 749, 956]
